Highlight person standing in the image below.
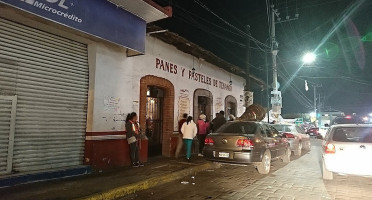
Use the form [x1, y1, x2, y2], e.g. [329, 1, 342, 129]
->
[181, 116, 197, 161]
[125, 112, 144, 167]
[197, 114, 210, 157]
[175, 113, 188, 158]
[211, 111, 227, 132]
[228, 114, 235, 121]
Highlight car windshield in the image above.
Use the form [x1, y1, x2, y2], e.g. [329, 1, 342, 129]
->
[215, 122, 257, 135]
[271, 125, 291, 132]
[332, 127, 372, 143]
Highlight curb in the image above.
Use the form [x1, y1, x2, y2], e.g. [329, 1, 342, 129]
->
[77, 162, 220, 200]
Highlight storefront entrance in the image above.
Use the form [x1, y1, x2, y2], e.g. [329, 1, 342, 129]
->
[139, 75, 174, 157]
[225, 95, 237, 119]
[145, 86, 164, 156]
[193, 89, 213, 122]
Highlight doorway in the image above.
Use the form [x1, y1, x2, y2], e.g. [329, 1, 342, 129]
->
[225, 95, 237, 120]
[146, 86, 164, 157]
[140, 75, 174, 157]
[193, 89, 213, 122]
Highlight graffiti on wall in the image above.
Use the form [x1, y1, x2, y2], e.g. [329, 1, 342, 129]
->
[215, 97, 223, 113]
[102, 96, 126, 130]
[104, 96, 120, 112]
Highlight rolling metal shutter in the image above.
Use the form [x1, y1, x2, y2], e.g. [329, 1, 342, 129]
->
[0, 96, 16, 175]
[0, 18, 89, 173]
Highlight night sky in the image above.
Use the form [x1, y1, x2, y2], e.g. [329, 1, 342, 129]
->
[152, 0, 372, 115]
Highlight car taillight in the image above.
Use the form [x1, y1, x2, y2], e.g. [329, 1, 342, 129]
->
[205, 138, 214, 146]
[325, 143, 336, 154]
[283, 133, 295, 138]
[236, 139, 254, 148]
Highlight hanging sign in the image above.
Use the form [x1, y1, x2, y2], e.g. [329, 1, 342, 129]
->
[1, 0, 146, 53]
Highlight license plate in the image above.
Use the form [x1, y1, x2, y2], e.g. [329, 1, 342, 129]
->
[219, 152, 229, 158]
[310, 133, 314, 136]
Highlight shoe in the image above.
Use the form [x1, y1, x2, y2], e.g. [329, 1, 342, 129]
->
[137, 162, 144, 167]
[132, 162, 139, 168]
[186, 158, 191, 162]
[198, 153, 204, 157]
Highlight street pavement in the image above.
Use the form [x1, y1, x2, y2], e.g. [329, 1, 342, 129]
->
[120, 139, 372, 200]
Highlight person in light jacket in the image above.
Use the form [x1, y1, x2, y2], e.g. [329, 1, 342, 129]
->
[181, 116, 197, 161]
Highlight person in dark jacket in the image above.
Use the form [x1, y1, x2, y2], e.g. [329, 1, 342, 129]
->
[125, 112, 144, 167]
[211, 111, 227, 132]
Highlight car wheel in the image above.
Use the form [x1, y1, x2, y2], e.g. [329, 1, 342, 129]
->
[304, 141, 311, 151]
[294, 142, 302, 156]
[281, 147, 291, 163]
[322, 160, 333, 180]
[255, 150, 271, 174]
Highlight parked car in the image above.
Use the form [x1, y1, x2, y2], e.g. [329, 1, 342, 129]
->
[203, 121, 291, 174]
[307, 127, 323, 139]
[271, 124, 311, 156]
[322, 124, 372, 180]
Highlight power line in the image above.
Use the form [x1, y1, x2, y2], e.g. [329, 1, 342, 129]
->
[193, 0, 271, 51]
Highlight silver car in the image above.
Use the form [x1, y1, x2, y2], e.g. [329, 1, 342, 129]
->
[322, 124, 372, 180]
[271, 124, 311, 156]
[203, 121, 291, 174]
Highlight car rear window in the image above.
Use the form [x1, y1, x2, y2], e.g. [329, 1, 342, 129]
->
[271, 125, 291, 132]
[332, 117, 363, 125]
[332, 127, 372, 143]
[215, 122, 257, 135]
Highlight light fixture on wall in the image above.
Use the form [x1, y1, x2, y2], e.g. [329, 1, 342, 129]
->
[192, 56, 195, 75]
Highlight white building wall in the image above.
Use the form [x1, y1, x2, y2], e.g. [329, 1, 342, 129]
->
[90, 36, 246, 132]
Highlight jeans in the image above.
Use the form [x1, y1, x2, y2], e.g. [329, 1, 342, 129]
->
[198, 134, 207, 154]
[129, 142, 139, 164]
[175, 134, 183, 158]
[183, 139, 193, 159]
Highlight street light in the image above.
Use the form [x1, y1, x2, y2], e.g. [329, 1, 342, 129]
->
[302, 52, 316, 64]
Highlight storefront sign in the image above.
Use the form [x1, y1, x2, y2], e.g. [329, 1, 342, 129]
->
[155, 58, 232, 91]
[1, 0, 146, 53]
[244, 91, 253, 107]
[178, 89, 190, 120]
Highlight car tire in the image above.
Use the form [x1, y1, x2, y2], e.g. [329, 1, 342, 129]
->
[255, 150, 271, 174]
[294, 142, 302, 156]
[281, 146, 291, 163]
[304, 141, 311, 151]
[322, 160, 333, 180]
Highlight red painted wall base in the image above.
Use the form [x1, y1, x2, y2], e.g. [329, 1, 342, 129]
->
[84, 132, 148, 170]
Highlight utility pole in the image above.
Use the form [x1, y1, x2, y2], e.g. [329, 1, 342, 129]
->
[270, 5, 281, 122]
[245, 25, 251, 91]
[269, 5, 299, 122]
[243, 25, 253, 109]
[313, 84, 322, 127]
[265, 47, 270, 123]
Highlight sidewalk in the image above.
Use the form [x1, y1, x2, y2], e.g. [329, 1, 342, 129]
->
[0, 157, 218, 200]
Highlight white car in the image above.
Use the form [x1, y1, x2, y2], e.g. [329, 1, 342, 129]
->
[322, 124, 372, 180]
[272, 124, 311, 156]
